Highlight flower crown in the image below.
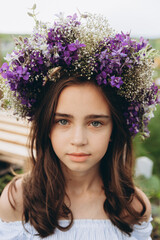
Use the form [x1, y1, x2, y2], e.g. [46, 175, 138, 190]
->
[0, 8, 159, 138]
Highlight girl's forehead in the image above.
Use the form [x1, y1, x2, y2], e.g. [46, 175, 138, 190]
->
[56, 83, 111, 115]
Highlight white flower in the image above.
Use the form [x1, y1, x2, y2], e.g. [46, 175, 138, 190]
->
[143, 104, 156, 120]
[4, 53, 11, 62]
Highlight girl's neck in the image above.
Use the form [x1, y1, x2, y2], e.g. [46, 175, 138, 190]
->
[62, 163, 103, 196]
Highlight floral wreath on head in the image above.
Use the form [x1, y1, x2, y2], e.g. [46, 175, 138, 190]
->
[0, 5, 159, 138]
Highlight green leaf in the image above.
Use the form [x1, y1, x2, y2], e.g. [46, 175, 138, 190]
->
[18, 36, 23, 42]
[27, 12, 34, 17]
[32, 4, 36, 10]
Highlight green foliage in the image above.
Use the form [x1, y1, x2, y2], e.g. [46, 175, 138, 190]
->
[0, 33, 29, 65]
[0, 173, 13, 195]
[135, 175, 160, 201]
[0, 169, 23, 195]
[151, 216, 160, 239]
[27, 3, 39, 25]
[134, 104, 160, 176]
[135, 175, 160, 239]
[149, 38, 160, 50]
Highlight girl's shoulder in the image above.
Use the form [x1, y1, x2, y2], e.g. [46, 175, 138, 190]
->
[133, 187, 152, 222]
[0, 176, 24, 222]
[123, 186, 152, 224]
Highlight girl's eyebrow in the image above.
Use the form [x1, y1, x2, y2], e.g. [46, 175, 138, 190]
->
[54, 113, 111, 119]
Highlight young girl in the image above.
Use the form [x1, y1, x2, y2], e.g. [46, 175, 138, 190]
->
[0, 10, 159, 240]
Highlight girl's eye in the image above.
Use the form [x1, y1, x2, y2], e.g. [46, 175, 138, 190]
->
[57, 119, 68, 125]
[91, 121, 102, 127]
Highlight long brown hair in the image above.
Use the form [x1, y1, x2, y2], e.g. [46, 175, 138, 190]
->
[11, 75, 146, 238]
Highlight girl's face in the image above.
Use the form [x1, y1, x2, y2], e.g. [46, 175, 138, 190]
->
[50, 83, 113, 174]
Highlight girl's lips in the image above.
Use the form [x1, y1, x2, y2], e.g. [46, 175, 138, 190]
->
[68, 153, 90, 156]
[67, 153, 91, 162]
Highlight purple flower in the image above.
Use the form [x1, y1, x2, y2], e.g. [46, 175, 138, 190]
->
[6, 71, 14, 80]
[123, 103, 141, 136]
[68, 43, 77, 52]
[47, 27, 85, 66]
[96, 75, 103, 85]
[101, 71, 107, 79]
[110, 76, 123, 88]
[94, 32, 149, 90]
[0, 62, 9, 78]
[18, 56, 25, 63]
[68, 40, 85, 52]
[15, 66, 30, 81]
[0, 12, 157, 134]
[67, 13, 81, 26]
[137, 37, 148, 51]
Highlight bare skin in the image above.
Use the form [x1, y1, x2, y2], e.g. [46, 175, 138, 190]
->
[63, 164, 108, 219]
[0, 178, 23, 222]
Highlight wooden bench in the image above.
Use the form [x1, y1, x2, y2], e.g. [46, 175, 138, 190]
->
[0, 111, 31, 168]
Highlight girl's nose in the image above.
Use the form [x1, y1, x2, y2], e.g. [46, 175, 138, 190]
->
[70, 126, 88, 146]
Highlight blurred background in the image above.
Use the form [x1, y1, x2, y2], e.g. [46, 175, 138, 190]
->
[0, 0, 160, 238]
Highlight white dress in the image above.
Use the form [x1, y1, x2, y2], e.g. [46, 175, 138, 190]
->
[0, 217, 153, 240]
